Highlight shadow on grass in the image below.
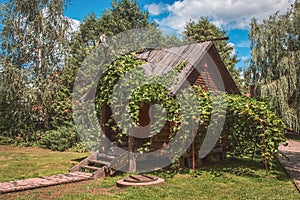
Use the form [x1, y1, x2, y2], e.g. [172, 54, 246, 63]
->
[206, 157, 291, 180]
[147, 157, 291, 181]
[70, 155, 292, 183]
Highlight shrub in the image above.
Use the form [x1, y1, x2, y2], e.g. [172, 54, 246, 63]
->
[38, 126, 78, 151]
[0, 135, 14, 145]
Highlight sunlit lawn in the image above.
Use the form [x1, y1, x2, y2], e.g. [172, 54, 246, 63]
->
[0, 145, 299, 200]
[0, 145, 89, 182]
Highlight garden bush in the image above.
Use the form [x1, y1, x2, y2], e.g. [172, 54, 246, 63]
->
[38, 126, 78, 151]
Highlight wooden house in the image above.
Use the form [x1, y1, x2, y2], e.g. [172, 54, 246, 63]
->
[103, 41, 240, 166]
[71, 41, 240, 177]
[134, 41, 240, 167]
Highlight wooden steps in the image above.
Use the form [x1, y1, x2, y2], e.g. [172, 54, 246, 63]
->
[69, 150, 128, 179]
[69, 151, 112, 179]
[81, 165, 102, 171]
[88, 159, 111, 166]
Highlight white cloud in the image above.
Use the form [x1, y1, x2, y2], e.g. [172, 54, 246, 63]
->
[146, 0, 295, 33]
[236, 40, 251, 48]
[241, 56, 249, 62]
[144, 3, 168, 16]
[227, 42, 236, 57]
[68, 18, 80, 32]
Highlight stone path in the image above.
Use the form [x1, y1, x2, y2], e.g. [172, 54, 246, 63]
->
[0, 172, 92, 194]
[278, 140, 300, 191]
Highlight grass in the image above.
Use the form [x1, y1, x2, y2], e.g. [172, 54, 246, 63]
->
[0, 145, 89, 182]
[0, 145, 299, 199]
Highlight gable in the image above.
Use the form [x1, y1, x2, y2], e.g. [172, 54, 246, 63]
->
[135, 42, 240, 95]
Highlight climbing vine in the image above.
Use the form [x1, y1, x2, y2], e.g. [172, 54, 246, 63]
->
[95, 54, 185, 150]
[94, 54, 285, 168]
[224, 94, 285, 168]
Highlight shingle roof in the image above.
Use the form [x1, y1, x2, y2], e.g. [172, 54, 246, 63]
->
[135, 42, 240, 94]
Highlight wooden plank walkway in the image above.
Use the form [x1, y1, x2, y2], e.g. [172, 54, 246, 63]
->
[278, 140, 300, 191]
[0, 172, 92, 194]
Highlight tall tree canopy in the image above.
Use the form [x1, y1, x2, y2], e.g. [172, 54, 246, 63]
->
[0, 0, 70, 141]
[247, 1, 300, 133]
[72, 0, 155, 45]
[99, 0, 154, 36]
[183, 17, 242, 91]
[52, 0, 162, 132]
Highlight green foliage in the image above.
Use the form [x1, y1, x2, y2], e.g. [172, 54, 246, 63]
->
[97, 53, 144, 105]
[0, 0, 70, 140]
[54, 0, 171, 136]
[72, 0, 156, 46]
[43, 0, 169, 152]
[99, 0, 155, 36]
[38, 126, 79, 151]
[96, 55, 190, 153]
[225, 94, 285, 167]
[0, 0, 166, 148]
[193, 86, 285, 167]
[48, 71, 74, 128]
[0, 0, 286, 160]
[0, 135, 14, 145]
[78, 13, 100, 45]
[247, 1, 300, 133]
[96, 52, 284, 167]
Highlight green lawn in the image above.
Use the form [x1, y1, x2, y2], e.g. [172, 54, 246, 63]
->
[0, 145, 89, 182]
[0, 145, 299, 200]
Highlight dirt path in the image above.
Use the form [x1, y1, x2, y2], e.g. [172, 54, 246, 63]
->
[278, 140, 300, 191]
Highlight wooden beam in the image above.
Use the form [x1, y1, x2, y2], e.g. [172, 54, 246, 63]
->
[199, 36, 229, 43]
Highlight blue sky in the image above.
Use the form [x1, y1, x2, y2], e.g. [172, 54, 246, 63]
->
[0, 0, 295, 69]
